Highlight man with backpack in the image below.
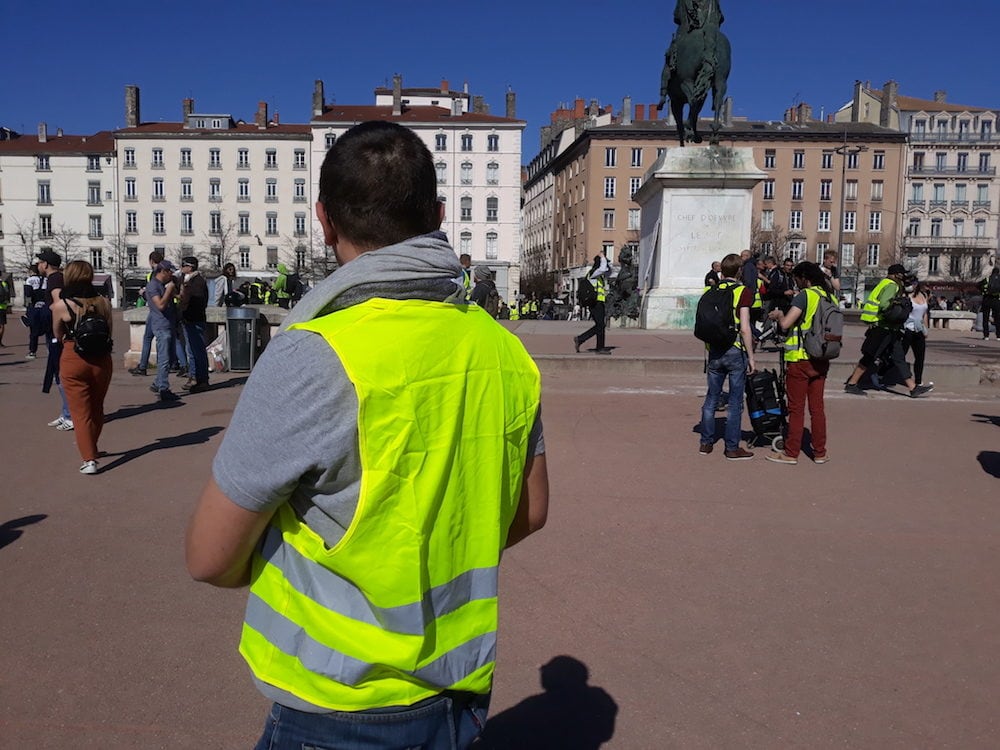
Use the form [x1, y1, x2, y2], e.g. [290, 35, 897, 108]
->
[844, 264, 933, 398]
[573, 254, 611, 354]
[765, 262, 841, 465]
[979, 267, 1000, 340]
[696, 253, 756, 459]
[470, 265, 500, 318]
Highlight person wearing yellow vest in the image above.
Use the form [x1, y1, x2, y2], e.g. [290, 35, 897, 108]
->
[459, 253, 473, 301]
[128, 250, 165, 376]
[508, 298, 520, 320]
[844, 263, 933, 398]
[186, 121, 549, 749]
[765, 262, 834, 465]
[698, 253, 757, 459]
[573, 254, 611, 354]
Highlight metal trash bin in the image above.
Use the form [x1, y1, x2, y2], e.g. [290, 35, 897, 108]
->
[226, 307, 259, 371]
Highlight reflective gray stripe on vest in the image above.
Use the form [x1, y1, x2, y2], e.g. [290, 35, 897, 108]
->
[259, 526, 499, 635]
[245, 593, 497, 688]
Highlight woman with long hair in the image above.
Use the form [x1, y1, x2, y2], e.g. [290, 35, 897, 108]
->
[53, 260, 113, 474]
[902, 280, 930, 387]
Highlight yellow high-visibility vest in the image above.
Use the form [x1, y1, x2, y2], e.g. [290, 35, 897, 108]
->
[861, 278, 897, 324]
[784, 287, 833, 363]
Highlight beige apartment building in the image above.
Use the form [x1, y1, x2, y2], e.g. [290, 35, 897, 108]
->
[524, 103, 906, 302]
[836, 81, 1000, 290]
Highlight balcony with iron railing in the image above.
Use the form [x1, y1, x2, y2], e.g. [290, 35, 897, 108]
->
[908, 131, 1000, 144]
[906, 165, 997, 176]
[902, 235, 994, 249]
[973, 200, 992, 210]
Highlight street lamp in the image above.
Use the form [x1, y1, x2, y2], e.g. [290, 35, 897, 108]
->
[835, 134, 868, 303]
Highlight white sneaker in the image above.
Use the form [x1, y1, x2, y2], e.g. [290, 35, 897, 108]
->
[48, 416, 66, 427]
[56, 418, 75, 431]
[79, 460, 99, 475]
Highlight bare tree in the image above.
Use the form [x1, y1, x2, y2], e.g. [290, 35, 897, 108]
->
[199, 211, 240, 274]
[11, 218, 40, 270]
[103, 233, 136, 290]
[749, 218, 791, 258]
[49, 224, 83, 265]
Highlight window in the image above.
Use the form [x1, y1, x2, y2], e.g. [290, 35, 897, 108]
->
[908, 219, 920, 236]
[928, 254, 939, 274]
[89, 247, 103, 270]
[820, 180, 832, 201]
[871, 180, 884, 201]
[124, 148, 135, 168]
[953, 219, 964, 237]
[789, 210, 802, 231]
[761, 210, 774, 230]
[238, 149, 249, 168]
[935, 152, 947, 170]
[180, 148, 192, 168]
[846, 152, 859, 169]
[821, 151, 833, 169]
[869, 212, 881, 232]
[629, 176, 642, 196]
[435, 134, 447, 151]
[127, 246, 138, 268]
[294, 179, 306, 202]
[873, 151, 885, 170]
[265, 149, 277, 168]
[181, 178, 192, 201]
[125, 211, 137, 233]
[461, 162, 473, 185]
[266, 247, 278, 269]
[845, 180, 858, 200]
[266, 213, 278, 236]
[209, 179, 221, 202]
[266, 179, 277, 202]
[818, 211, 831, 232]
[39, 215, 53, 238]
[325, 133, 337, 150]
[604, 177, 616, 199]
[843, 211, 856, 232]
[791, 180, 803, 200]
[933, 183, 945, 203]
[930, 218, 942, 237]
[975, 218, 987, 237]
[239, 247, 251, 270]
[294, 149, 306, 169]
[36, 180, 52, 205]
[793, 150, 804, 169]
[764, 149, 775, 169]
[487, 134, 499, 152]
[912, 183, 924, 202]
[485, 231, 498, 259]
[152, 148, 163, 167]
[487, 162, 499, 185]
[628, 208, 641, 230]
[460, 134, 473, 152]
[980, 153, 991, 172]
[295, 246, 307, 269]
[36, 155, 50, 171]
[978, 184, 989, 203]
[787, 241, 804, 262]
[603, 209, 615, 229]
[459, 231, 471, 254]
[88, 215, 102, 239]
[209, 149, 221, 168]
[913, 152, 924, 170]
[460, 196, 472, 221]
[866, 244, 880, 267]
[125, 177, 137, 200]
[955, 183, 967, 203]
[238, 178, 250, 201]
[181, 211, 193, 235]
[436, 162, 447, 184]
[87, 181, 101, 205]
[239, 213, 250, 235]
[604, 147, 617, 168]
[957, 153, 969, 172]
[295, 213, 307, 236]
[971, 255, 983, 275]
[949, 254, 962, 276]
[210, 211, 222, 235]
[153, 211, 165, 234]
[763, 180, 774, 200]
[153, 178, 164, 201]
[841, 243, 855, 267]
[816, 242, 829, 259]
[486, 196, 498, 222]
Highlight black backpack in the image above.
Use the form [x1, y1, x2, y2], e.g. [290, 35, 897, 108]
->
[577, 277, 598, 308]
[694, 282, 740, 350]
[987, 274, 1000, 296]
[66, 297, 113, 356]
[285, 273, 303, 301]
[880, 285, 913, 328]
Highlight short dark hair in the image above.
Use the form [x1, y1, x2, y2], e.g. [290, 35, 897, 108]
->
[720, 253, 741, 278]
[318, 121, 438, 250]
[150, 251, 164, 265]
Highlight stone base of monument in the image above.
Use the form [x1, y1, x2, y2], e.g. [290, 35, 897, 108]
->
[634, 145, 765, 330]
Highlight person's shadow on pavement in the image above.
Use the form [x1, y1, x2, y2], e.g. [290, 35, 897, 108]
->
[0, 514, 47, 551]
[475, 655, 617, 749]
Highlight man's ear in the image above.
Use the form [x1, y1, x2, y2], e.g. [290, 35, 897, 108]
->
[315, 201, 338, 247]
[434, 200, 445, 229]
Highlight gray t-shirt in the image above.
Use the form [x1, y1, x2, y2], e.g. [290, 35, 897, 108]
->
[145, 277, 176, 330]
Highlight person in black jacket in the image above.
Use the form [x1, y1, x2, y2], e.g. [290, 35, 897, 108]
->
[980, 267, 1000, 340]
[179, 257, 210, 392]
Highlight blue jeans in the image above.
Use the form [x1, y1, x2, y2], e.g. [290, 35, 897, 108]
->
[700, 346, 747, 451]
[138, 321, 154, 369]
[173, 323, 188, 371]
[183, 320, 208, 383]
[152, 326, 175, 393]
[254, 694, 488, 750]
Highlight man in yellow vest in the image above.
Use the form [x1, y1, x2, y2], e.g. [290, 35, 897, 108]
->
[459, 253, 472, 300]
[844, 263, 933, 398]
[573, 254, 611, 353]
[186, 121, 549, 749]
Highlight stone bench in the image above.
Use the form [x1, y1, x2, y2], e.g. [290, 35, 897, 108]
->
[122, 305, 289, 369]
[930, 310, 975, 331]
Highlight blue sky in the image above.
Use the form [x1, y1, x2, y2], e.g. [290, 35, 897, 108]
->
[4, 0, 999, 160]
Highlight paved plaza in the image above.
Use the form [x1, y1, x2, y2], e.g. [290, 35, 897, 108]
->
[2, 314, 1000, 748]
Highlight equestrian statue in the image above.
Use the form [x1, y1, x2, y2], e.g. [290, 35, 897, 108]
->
[657, 0, 732, 146]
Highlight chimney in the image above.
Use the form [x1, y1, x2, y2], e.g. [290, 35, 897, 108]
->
[540, 125, 552, 148]
[312, 79, 325, 118]
[574, 98, 585, 118]
[451, 98, 462, 117]
[649, 104, 658, 121]
[588, 98, 599, 116]
[441, 79, 449, 94]
[635, 103, 646, 121]
[255, 101, 268, 129]
[622, 96, 633, 126]
[273, 111, 280, 125]
[506, 88, 516, 119]
[392, 74, 402, 116]
[934, 89, 947, 103]
[881, 80, 898, 127]
[850, 80, 863, 122]
[38, 122, 48, 143]
[784, 107, 794, 124]
[473, 95, 485, 114]
[56, 127, 64, 137]
[182, 98, 194, 119]
[125, 84, 140, 128]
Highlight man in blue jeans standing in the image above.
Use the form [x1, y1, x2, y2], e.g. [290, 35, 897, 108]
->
[146, 260, 181, 402]
[699, 253, 756, 460]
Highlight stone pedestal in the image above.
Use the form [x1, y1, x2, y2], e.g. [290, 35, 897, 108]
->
[634, 146, 765, 330]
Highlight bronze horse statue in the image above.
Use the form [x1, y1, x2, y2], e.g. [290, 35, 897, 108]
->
[657, 0, 731, 146]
